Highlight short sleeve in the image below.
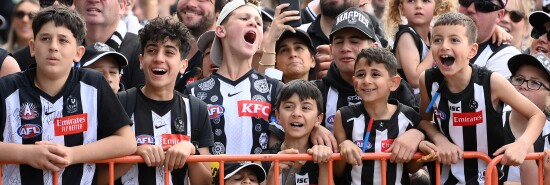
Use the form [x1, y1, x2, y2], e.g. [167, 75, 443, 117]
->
[97, 77, 132, 139]
[192, 97, 214, 149]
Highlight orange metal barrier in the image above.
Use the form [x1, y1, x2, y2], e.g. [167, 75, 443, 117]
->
[485, 153, 545, 185]
[0, 152, 492, 185]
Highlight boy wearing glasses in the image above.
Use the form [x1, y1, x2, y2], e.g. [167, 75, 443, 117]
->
[418, 12, 545, 184]
[500, 53, 550, 184]
[458, 0, 520, 78]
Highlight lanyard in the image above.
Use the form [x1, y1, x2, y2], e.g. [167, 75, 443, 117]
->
[362, 118, 374, 152]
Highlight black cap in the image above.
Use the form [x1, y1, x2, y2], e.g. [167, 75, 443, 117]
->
[81, 42, 128, 70]
[276, 29, 316, 54]
[224, 162, 266, 183]
[529, 11, 550, 30]
[330, 7, 379, 43]
[261, 7, 275, 22]
[508, 53, 550, 79]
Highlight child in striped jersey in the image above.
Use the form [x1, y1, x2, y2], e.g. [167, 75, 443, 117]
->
[418, 12, 545, 184]
[263, 80, 333, 185]
[334, 47, 437, 185]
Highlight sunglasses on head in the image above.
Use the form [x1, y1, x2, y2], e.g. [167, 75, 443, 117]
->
[39, 0, 73, 8]
[531, 28, 550, 41]
[13, 11, 36, 20]
[459, 0, 502, 13]
[504, 9, 525, 23]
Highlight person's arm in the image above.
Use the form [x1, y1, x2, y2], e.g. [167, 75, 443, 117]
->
[405, 140, 438, 173]
[0, 142, 69, 171]
[306, 145, 332, 185]
[518, 145, 538, 185]
[417, 72, 463, 165]
[0, 56, 20, 77]
[394, 33, 433, 88]
[491, 25, 513, 46]
[544, 150, 550, 185]
[333, 110, 362, 177]
[491, 74, 545, 165]
[266, 149, 300, 185]
[188, 147, 212, 185]
[258, 4, 301, 74]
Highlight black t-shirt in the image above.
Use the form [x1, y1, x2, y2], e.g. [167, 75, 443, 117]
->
[118, 88, 213, 185]
[175, 51, 203, 94]
[0, 67, 131, 185]
[0, 48, 9, 70]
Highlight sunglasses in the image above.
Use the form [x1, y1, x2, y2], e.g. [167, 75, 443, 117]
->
[459, 0, 502, 13]
[13, 11, 36, 20]
[39, 0, 73, 8]
[531, 28, 550, 41]
[504, 9, 525, 23]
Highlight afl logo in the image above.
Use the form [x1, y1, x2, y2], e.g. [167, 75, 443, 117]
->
[326, 115, 335, 125]
[434, 107, 446, 120]
[208, 105, 225, 119]
[353, 140, 364, 147]
[17, 124, 42, 139]
[136, 135, 155, 145]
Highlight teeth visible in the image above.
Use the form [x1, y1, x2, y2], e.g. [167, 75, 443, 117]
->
[290, 122, 303, 127]
[537, 47, 548, 53]
[441, 55, 450, 58]
[152, 69, 167, 72]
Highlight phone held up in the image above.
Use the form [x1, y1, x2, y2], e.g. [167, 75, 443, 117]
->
[278, 0, 301, 27]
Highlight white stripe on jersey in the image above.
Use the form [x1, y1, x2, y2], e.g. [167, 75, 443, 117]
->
[325, 87, 338, 133]
[153, 111, 172, 185]
[472, 45, 492, 67]
[220, 79, 253, 154]
[373, 129, 388, 185]
[348, 114, 365, 185]
[474, 84, 489, 185]
[41, 97, 65, 185]
[80, 82, 98, 185]
[2, 90, 22, 184]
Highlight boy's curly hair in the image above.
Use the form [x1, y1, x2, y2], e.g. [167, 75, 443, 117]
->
[139, 17, 194, 59]
[32, 5, 86, 45]
[382, 0, 457, 40]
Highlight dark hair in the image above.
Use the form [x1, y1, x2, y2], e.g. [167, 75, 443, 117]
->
[433, 12, 478, 44]
[275, 80, 323, 115]
[32, 5, 86, 45]
[354, 47, 398, 76]
[139, 17, 194, 59]
[214, 0, 226, 14]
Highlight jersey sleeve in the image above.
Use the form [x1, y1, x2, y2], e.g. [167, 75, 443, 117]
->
[193, 97, 214, 149]
[97, 77, 132, 139]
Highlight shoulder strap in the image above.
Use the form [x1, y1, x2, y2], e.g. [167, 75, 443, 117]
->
[117, 87, 138, 116]
[487, 44, 510, 60]
[186, 93, 206, 136]
[393, 25, 423, 57]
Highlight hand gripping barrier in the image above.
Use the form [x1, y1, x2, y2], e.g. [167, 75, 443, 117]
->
[0, 151, 492, 185]
[485, 153, 545, 185]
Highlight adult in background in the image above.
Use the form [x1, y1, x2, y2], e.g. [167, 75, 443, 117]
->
[2, 0, 39, 53]
[497, 0, 533, 52]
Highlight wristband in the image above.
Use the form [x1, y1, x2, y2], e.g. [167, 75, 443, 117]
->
[259, 61, 275, 66]
[263, 49, 276, 55]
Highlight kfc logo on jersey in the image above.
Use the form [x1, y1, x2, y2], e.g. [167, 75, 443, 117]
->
[20, 102, 38, 120]
[453, 111, 483, 126]
[238, 100, 271, 120]
[162, 134, 190, 147]
[208, 105, 225, 119]
[381, 139, 394, 152]
[17, 124, 42, 138]
[136, 135, 155, 145]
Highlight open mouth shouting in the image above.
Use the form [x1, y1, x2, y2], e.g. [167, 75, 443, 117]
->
[244, 31, 256, 45]
[290, 122, 304, 128]
[152, 68, 168, 76]
[440, 54, 455, 67]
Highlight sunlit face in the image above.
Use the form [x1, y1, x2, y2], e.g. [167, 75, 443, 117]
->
[217, 6, 263, 60]
[353, 59, 399, 103]
[399, 0, 435, 26]
[331, 28, 376, 78]
[224, 168, 260, 185]
[276, 94, 322, 140]
[497, 0, 529, 49]
[140, 40, 186, 90]
[75, 0, 123, 26]
[431, 25, 478, 77]
[12, 1, 39, 45]
[458, 0, 503, 43]
[176, 0, 216, 37]
[86, 57, 121, 92]
[276, 37, 315, 81]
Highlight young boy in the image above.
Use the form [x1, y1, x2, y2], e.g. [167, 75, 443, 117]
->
[418, 12, 545, 184]
[0, 5, 136, 184]
[263, 80, 333, 185]
[111, 17, 214, 185]
[502, 53, 550, 184]
[333, 47, 433, 185]
[80, 42, 128, 93]
[224, 162, 266, 185]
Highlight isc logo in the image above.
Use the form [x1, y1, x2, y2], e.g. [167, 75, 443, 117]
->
[208, 105, 225, 119]
[136, 135, 155, 145]
[17, 124, 42, 139]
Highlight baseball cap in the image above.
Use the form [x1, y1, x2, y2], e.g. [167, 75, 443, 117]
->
[497, 0, 507, 9]
[210, 0, 261, 67]
[276, 29, 316, 54]
[329, 7, 379, 43]
[224, 162, 266, 183]
[508, 53, 550, 79]
[81, 42, 128, 70]
[0, 15, 5, 29]
[529, 11, 550, 30]
[197, 31, 216, 54]
[261, 7, 275, 22]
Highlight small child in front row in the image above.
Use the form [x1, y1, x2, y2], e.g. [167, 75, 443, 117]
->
[418, 12, 545, 184]
[334, 47, 437, 185]
[0, 5, 137, 184]
[263, 80, 333, 185]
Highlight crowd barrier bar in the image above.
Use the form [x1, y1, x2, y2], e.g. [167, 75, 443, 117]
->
[0, 152, 492, 185]
[485, 153, 545, 185]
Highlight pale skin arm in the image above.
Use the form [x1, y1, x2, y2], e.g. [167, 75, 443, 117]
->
[307, 145, 333, 185]
[405, 140, 439, 173]
[492, 25, 513, 46]
[417, 72, 463, 165]
[517, 145, 537, 185]
[544, 150, 550, 185]
[0, 142, 69, 171]
[491, 74, 545, 165]
[0, 56, 21, 77]
[333, 111, 362, 177]
[395, 33, 434, 88]
[187, 147, 213, 185]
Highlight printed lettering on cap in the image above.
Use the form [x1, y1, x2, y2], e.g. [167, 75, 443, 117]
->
[452, 111, 483, 126]
[238, 100, 271, 120]
[54, 113, 88, 136]
[161, 134, 190, 147]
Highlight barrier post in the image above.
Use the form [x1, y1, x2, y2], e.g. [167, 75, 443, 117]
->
[109, 162, 115, 185]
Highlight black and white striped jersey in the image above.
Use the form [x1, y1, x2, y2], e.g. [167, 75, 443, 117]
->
[501, 110, 550, 182]
[118, 89, 213, 185]
[0, 68, 131, 185]
[425, 65, 505, 184]
[187, 70, 283, 155]
[339, 100, 419, 185]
